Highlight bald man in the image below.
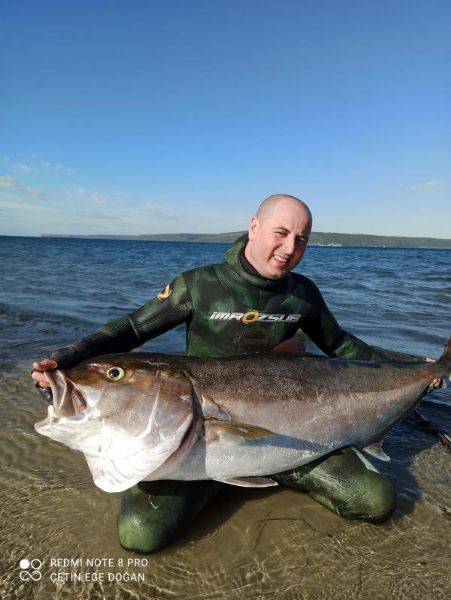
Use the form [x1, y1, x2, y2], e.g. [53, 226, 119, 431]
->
[32, 194, 420, 553]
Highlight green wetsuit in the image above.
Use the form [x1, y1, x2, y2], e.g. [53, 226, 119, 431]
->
[52, 234, 413, 366]
[50, 235, 415, 553]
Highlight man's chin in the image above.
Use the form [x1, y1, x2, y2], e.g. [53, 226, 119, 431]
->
[265, 266, 289, 280]
[251, 259, 290, 280]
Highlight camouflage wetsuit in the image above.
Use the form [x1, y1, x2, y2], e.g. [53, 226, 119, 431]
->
[50, 235, 416, 553]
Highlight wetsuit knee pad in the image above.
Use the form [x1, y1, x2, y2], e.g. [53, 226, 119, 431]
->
[338, 471, 396, 523]
[273, 449, 396, 523]
[117, 480, 222, 553]
[308, 463, 396, 523]
[117, 484, 175, 554]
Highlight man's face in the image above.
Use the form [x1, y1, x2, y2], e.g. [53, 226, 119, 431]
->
[245, 202, 311, 280]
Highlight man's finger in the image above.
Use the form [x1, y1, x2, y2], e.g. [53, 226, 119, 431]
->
[32, 358, 58, 371]
[37, 381, 51, 388]
[427, 377, 445, 392]
[37, 358, 58, 369]
[31, 371, 51, 385]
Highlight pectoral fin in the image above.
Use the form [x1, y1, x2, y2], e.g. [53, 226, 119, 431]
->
[214, 476, 278, 488]
[206, 419, 276, 443]
[351, 447, 379, 473]
[362, 443, 390, 462]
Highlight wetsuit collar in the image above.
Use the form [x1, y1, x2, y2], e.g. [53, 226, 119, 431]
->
[223, 234, 292, 290]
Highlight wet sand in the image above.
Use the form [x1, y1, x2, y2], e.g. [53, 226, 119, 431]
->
[1, 364, 450, 599]
[1, 239, 450, 598]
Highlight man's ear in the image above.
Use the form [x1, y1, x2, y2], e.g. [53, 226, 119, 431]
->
[248, 216, 258, 241]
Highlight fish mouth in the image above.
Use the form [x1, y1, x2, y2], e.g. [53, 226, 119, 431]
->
[45, 370, 87, 418]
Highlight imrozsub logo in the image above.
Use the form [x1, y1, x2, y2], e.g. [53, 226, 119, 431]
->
[209, 311, 300, 324]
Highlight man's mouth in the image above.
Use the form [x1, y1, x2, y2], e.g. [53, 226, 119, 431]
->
[272, 254, 290, 266]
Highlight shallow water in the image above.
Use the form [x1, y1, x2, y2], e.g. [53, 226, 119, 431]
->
[0, 237, 450, 599]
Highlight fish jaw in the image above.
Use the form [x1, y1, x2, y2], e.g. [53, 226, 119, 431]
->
[34, 369, 94, 443]
[34, 364, 197, 493]
[34, 369, 104, 455]
[46, 369, 89, 418]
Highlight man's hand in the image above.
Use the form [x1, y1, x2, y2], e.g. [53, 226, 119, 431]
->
[31, 358, 58, 388]
[423, 357, 447, 391]
[272, 334, 307, 355]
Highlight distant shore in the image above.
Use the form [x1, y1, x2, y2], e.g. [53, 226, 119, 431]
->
[37, 231, 451, 249]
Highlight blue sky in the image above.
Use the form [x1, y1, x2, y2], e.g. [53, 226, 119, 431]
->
[1, 1, 450, 237]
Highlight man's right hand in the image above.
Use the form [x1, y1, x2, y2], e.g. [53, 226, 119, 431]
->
[31, 358, 58, 388]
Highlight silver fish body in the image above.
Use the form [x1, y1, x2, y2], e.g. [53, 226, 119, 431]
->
[34, 340, 450, 492]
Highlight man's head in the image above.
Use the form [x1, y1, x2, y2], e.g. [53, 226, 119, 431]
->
[245, 194, 312, 280]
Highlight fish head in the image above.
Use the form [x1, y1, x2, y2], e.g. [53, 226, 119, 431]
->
[34, 354, 194, 492]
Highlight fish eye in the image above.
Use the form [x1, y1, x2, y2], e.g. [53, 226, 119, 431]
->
[107, 367, 125, 381]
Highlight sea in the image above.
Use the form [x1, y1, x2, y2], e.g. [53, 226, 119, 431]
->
[0, 236, 450, 599]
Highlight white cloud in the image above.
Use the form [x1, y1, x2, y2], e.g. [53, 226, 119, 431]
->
[66, 186, 111, 204]
[0, 175, 41, 196]
[119, 200, 249, 233]
[16, 162, 32, 173]
[1, 155, 74, 174]
[38, 160, 74, 174]
[123, 201, 182, 222]
[28, 156, 75, 174]
[410, 179, 443, 191]
[66, 208, 127, 222]
[0, 197, 54, 212]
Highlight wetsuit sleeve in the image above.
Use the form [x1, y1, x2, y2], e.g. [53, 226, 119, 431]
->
[50, 274, 193, 368]
[299, 279, 426, 363]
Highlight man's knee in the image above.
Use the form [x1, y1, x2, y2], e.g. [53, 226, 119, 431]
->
[336, 473, 396, 523]
[274, 450, 397, 524]
[118, 509, 168, 554]
[117, 480, 222, 554]
[117, 486, 176, 554]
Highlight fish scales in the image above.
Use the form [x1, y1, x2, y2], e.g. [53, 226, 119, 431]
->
[34, 339, 450, 492]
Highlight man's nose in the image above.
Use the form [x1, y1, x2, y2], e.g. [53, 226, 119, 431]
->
[281, 235, 296, 255]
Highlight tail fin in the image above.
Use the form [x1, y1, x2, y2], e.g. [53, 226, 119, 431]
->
[438, 337, 451, 375]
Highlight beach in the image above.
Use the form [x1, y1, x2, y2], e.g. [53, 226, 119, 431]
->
[1, 236, 450, 599]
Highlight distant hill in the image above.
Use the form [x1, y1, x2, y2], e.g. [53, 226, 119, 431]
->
[42, 231, 451, 248]
[308, 232, 451, 248]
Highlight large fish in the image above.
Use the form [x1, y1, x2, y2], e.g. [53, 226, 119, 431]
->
[34, 339, 451, 493]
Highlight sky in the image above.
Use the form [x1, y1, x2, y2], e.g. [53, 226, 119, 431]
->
[1, 1, 450, 238]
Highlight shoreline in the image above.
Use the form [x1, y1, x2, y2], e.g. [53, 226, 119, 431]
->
[1, 233, 451, 250]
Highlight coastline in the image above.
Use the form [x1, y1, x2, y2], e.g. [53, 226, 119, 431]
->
[2, 232, 451, 249]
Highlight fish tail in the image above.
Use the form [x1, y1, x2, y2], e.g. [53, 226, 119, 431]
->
[438, 337, 451, 376]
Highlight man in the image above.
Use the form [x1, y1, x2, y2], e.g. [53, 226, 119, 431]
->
[32, 194, 422, 553]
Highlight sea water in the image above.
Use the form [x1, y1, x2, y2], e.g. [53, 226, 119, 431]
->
[0, 236, 449, 599]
